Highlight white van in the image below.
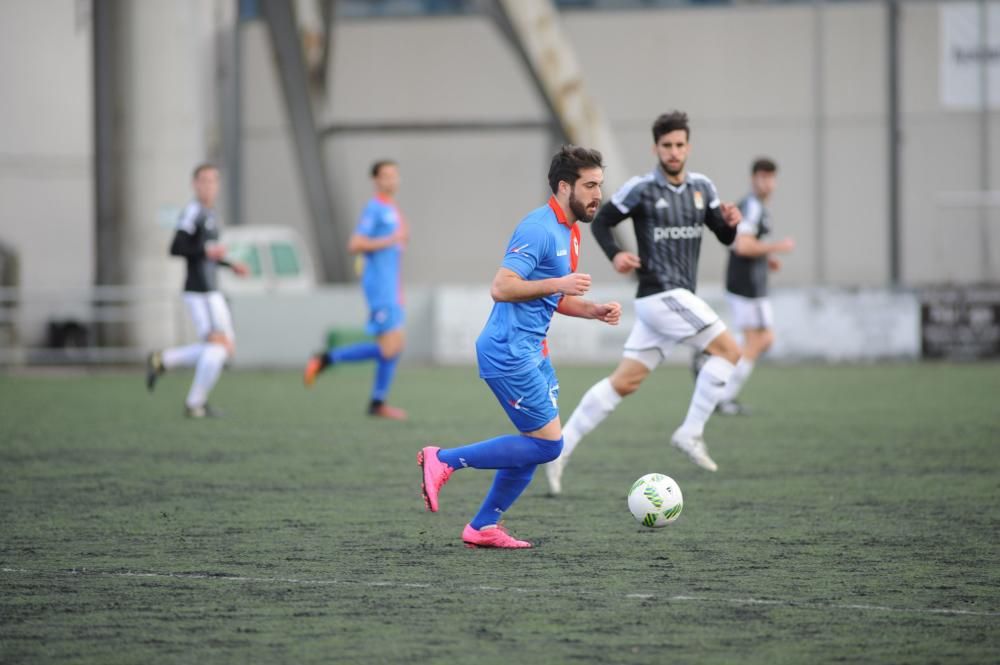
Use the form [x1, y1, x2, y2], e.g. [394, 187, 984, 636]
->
[217, 225, 318, 293]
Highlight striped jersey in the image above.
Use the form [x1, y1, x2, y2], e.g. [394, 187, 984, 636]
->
[592, 167, 736, 297]
[726, 193, 771, 298]
[169, 201, 222, 293]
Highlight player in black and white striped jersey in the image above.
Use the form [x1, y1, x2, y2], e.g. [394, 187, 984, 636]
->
[145, 164, 248, 418]
[714, 158, 795, 415]
[547, 111, 742, 491]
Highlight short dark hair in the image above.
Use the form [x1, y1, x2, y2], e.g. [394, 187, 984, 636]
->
[547, 145, 604, 194]
[752, 158, 778, 174]
[371, 159, 397, 178]
[652, 111, 690, 143]
[192, 162, 218, 179]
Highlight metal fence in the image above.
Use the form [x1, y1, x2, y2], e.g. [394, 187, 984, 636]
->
[0, 287, 184, 365]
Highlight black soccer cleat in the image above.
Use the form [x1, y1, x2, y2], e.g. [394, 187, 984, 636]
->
[303, 352, 332, 387]
[146, 351, 165, 393]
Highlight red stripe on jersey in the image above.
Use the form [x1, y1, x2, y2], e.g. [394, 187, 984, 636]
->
[570, 223, 580, 272]
[544, 199, 580, 361]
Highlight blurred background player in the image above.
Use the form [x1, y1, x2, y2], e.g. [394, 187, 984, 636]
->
[714, 157, 795, 415]
[303, 160, 409, 420]
[146, 163, 248, 418]
[417, 146, 621, 549]
[547, 111, 742, 494]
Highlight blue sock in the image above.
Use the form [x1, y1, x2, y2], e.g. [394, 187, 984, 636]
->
[371, 353, 399, 402]
[438, 435, 563, 470]
[470, 465, 537, 530]
[328, 342, 380, 364]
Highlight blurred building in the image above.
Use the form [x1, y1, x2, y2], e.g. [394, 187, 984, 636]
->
[1, 0, 997, 363]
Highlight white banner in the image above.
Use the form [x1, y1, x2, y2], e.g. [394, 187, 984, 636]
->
[429, 285, 921, 366]
[940, 2, 1000, 109]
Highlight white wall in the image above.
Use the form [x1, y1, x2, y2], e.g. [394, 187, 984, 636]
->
[2, 2, 999, 352]
[226, 284, 921, 368]
[241, 2, 983, 295]
[0, 0, 93, 342]
[900, 2, 1000, 285]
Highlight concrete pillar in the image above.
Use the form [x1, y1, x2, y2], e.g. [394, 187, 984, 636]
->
[112, 0, 218, 350]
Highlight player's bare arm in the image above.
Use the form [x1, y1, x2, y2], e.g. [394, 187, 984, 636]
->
[490, 268, 590, 303]
[720, 202, 742, 227]
[612, 251, 641, 274]
[705, 201, 739, 245]
[347, 230, 404, 255]
[733, 234, 796, 258]
[557, 296, 621, 325]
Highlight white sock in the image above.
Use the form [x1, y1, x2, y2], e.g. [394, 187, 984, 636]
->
[720, 357, 754, 403]
[185, 343, 228, 408]
[162, 344, 205, 369]
[561, 378, 623, 460]
[680, 356, 735, 436]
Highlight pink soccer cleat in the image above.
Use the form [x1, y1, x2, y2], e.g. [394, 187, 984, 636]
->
[461, 523, 533, 549]
[417, 446, 454, 512]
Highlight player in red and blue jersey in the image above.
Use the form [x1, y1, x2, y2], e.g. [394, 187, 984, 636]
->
[417, 146, 622, 549]
[304, 160, 409, 420]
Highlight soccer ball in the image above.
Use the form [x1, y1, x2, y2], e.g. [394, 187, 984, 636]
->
[627, 473, 683, 528]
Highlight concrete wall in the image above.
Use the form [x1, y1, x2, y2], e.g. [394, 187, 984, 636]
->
[2, 1, 998, 352]
[0, 0, 93, 338]
[225, 284, 921, 368]
[0, 0, 223, 349]
[900, 1, 1000, 284]
[239, 2, 998, 294]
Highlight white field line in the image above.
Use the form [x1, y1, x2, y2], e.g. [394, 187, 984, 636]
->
[2, 567, 997, 618]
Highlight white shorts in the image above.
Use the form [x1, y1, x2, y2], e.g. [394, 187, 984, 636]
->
[725, 293, 774, 331]
[623, 288, 727, 370]
[183, 291, 235, 341]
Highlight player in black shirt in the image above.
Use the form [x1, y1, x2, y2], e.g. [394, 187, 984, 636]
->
[146, 163, 247, 417]
[547, 112, 742, 491]
[714, 158, 794, 414]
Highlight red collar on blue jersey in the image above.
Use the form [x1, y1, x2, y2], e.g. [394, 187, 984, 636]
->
[547, 196, 574, 228]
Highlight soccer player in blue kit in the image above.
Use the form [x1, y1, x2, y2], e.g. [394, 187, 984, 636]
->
[304, 160, 409, 420]
[417, 146, 622, 549]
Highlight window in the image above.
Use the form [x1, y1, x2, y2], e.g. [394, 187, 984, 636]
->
[270, 243, 301, 277]
[230, 244, 262, 277]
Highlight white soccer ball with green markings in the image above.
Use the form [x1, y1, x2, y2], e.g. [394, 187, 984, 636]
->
[628, 473, 683, 528]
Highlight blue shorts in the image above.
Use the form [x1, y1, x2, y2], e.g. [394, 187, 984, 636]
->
[484, 357, 560, 433]
[366, 303, 405, 336]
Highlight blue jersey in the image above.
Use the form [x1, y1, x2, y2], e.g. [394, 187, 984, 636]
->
[356, 195, 404, 308]
[476, 197, 581, 379]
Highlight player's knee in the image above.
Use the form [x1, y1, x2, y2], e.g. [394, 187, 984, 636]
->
[206, 342, 229, 362]
[714, 342, 740, 364]
[379, 344, 403, 361]
[760, 330, 775, 352]
[207, 331, 234, 355]
[530, 436, 563, 463]
[611, 374, 641, 396]
[378, 331, 405, 358]
[611, 365, 648, 396]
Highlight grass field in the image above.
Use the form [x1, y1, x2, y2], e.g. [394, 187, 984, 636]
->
[2, 362, 998, 664]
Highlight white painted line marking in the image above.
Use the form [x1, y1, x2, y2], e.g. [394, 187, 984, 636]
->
[2, 567, 996, 617]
